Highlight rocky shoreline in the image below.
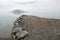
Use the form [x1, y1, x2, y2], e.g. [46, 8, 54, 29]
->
[1, 15, 60, 40]
[11, 15, 60, 40]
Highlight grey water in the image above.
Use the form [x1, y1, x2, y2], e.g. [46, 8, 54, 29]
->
[0, 0, 60, 38]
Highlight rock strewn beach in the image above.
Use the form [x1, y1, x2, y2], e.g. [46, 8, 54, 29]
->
[1, 15, 60, 40]
[12, 15, 60, 40]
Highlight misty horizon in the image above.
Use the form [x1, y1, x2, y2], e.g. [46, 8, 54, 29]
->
[0, 0, 60, 38]
[0, 0, 60, 19]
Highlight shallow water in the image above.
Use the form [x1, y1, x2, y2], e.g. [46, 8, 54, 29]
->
[0, 0, 60, 38]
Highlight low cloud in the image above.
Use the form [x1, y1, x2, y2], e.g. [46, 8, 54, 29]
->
[14, 1, 38, 5]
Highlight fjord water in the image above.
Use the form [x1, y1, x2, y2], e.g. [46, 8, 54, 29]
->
[0, 0, 60, 38]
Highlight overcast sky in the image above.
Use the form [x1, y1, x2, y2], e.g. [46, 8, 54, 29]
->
[0, 0, 60, 19]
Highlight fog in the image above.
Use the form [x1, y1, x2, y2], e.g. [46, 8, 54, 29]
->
[0, 0, 60, 38]
[0, 0, 60, 18]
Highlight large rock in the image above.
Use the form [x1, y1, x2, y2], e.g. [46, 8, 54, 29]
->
[12, 15, 60, 40]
